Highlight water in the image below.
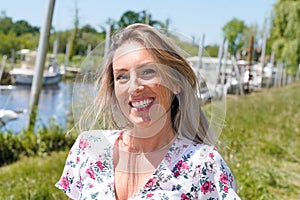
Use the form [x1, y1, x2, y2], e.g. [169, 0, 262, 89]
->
[0, 81, 74, 133]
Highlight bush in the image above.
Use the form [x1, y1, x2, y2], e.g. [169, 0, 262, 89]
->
[0, 121, 76, 166]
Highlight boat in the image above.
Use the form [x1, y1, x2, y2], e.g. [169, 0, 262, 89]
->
[0, 109, 18, 127]
[0, 85, 16, 90]
[0, 109, 26, 127]
[9, 49, 62, 85]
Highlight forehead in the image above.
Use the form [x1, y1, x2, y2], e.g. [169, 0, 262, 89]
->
[113, 42, 154, 69]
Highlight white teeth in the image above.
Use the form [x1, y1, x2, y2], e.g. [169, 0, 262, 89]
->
[131, 99, 153, 109]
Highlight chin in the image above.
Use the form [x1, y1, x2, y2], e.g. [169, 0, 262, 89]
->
[130, 116, 152, 127]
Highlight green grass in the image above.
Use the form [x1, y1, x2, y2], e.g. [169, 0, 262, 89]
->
[0, 151, 68, 199]
[218, 82, 300, 199]
[0, 82, 300, 199]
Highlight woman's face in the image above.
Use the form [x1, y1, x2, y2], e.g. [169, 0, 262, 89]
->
[112, 42, 173, 128]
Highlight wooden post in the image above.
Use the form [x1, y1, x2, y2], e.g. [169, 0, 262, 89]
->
[261, 31, 267, 67]
[26, 0, 56, 131]
[246, 36, 254, 93]
[296, 64, 300, 81]
[52, 38, 59, 62]
[231, 56, 244, 95]
[197, 34, 205, 69]
[64, 43, 70, 68]
[0, 55, 7, 82]
[267, 52, 274, 88]
[104, 24, 111, 58]
[216, 38, 225, 82]
[221, 39, 228, 95]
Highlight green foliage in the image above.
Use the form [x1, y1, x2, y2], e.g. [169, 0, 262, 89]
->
[0, 15, 39, 56]
[0, 15, 39, 36]
[0, 151, 68, 199]
[12, 20, 39, 36]
[205, 45, 219, 57]
[169, 34, 198, 56]
[222, 18, 247, 56]
[117, 10, 164, 30]
[243, 24, 260, 50]
[269, 0, 300, 68]
[0, 14, 14, 34]
[0, 10, 168, 60]
[0, 32, 19, 55]
[0, 120, 76, 167]
[79, 24, 98, 34]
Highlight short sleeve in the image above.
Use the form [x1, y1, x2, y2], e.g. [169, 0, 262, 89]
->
[197, 148, 241, 200]
[55, 134, 90, 199]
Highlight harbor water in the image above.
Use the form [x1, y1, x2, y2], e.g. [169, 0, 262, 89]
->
[0, 81, 74, 133]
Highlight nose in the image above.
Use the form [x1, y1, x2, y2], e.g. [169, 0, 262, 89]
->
[128, 76, 144, 95]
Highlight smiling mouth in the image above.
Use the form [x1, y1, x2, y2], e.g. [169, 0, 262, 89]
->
[129, 98, 155, 111]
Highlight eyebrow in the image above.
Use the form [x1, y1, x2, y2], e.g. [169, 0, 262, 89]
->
[113, 62, 156, 73]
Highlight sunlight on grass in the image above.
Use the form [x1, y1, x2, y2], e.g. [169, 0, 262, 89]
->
[219, 82, 300, 199]
[0, 151, 68, 199]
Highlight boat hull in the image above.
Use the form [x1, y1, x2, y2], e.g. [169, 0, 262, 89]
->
[10, 69, 62, 85]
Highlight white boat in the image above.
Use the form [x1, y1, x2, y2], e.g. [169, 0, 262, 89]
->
[10, 67, 62, 85]
[9, 49, 62, 85]
[0, 109, 18, 127]
[0, 85, 16, 90]
[0, 109, 26, 127]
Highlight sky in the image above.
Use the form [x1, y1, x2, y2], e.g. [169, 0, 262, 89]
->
[1, 0, 275, 45]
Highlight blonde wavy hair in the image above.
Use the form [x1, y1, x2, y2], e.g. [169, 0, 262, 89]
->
[77, 23, 214, 144]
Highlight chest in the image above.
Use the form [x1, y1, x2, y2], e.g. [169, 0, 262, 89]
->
[113, 149, 167, 199]
[114, 170, 154, 200]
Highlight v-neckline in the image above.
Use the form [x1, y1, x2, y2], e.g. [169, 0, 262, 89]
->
[111, 131, 178, 199]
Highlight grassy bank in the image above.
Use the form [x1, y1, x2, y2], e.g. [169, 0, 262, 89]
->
[0, 151, 68, 199]
[219, 82, 300, 199]
[0, 82, 299, 199]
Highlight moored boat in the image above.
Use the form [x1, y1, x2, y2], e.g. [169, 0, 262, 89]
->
[9, 49, 63, 85]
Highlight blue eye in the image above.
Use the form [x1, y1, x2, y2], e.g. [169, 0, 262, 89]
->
[142, 69, 156, 75]
[139, 68, 157, 80]
[116, 74, 129, 83]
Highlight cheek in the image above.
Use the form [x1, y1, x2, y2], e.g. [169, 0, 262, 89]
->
[114, 84, 127, 105]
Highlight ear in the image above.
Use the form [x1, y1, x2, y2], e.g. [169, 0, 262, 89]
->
[173, 86, 181, 95]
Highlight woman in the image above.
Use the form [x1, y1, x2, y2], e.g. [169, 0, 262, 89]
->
[56, 23, 240, 199]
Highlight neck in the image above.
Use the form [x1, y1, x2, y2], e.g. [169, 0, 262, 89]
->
[121, 123, 176, 153]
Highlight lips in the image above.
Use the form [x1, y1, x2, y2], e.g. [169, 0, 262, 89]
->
[129, 98, 155, 111]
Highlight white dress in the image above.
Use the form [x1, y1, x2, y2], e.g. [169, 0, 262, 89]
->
[56, 130, 241, 200]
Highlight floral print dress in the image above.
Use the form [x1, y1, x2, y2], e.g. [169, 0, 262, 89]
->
[56, 130, 241, 200]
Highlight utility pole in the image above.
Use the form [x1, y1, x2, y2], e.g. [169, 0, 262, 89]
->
[26, 0, 56, 131]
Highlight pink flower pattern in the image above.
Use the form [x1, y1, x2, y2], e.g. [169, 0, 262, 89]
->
[56, 130, 240, 199]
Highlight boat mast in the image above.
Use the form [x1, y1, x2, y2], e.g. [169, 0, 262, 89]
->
[27, 0, 56, 131]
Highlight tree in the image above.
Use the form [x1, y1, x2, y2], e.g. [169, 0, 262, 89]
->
[117, 10, 164, 30]
[0, 15, 14, 34]
[80, 24, 98, 34]
[0, 32, 20, 55]
[118, 11, 140, 29]
[222, 18, 247, 56]
[13, 20, 39, 36]
[269, 0, 300, 70]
